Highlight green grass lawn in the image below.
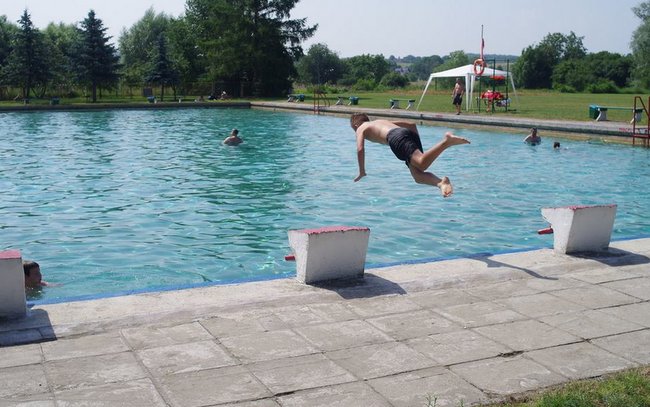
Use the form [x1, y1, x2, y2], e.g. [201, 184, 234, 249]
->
[296, 89, 649, 123]
[483, 368, 650, 407]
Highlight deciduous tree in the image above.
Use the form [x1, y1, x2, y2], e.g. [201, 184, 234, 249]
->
[185, 0, 316, 96]
[631, 1, 650, 88]
[296, 43, 343, 86]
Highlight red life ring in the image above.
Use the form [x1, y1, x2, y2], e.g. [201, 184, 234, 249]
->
[473, 59, 486, 76]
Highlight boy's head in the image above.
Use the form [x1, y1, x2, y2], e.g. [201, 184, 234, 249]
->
[231, 128, 239, 135]
[23, 260, 42, 288]
[350, 113, 369, 130]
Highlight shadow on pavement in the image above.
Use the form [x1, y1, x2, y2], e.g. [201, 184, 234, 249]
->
[310, 273, 407, 299]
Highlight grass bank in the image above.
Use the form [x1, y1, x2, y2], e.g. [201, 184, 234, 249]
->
[487, 367, 650, 407]
[293, 89, 649, 123]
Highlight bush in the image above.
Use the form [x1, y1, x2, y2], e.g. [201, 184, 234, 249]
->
[554, 84, 577, 93]
[352, 78, 377, 91]
[587, 80, 619, 94]
[379, 72, 409, 88]
[337, 76, 356, 87]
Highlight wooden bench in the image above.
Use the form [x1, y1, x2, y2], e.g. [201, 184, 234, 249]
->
[335, 96, 358, 106]
[287, 94, 305, 102]
[590, 104, 643, 123]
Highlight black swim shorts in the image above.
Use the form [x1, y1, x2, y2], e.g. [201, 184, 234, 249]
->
[386, 127, 423, 166]
[453, 94, 462, 105]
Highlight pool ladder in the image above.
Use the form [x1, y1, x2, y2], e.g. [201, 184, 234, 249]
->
[313, 90, 330, 114]
[632, 96, 650, 147]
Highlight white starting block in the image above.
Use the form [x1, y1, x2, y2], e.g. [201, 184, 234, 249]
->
[288, 226, 370, 284]
[0, 249, 27, 318]
[541, 204, 617, 254]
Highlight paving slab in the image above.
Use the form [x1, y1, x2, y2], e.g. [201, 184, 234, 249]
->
[277, 381, 390, 407]
[496, 292, 585, 318]
[464, 279, 542, 300]
[294, 320, 393, 352]
[0, 394, 55, 406]
[602, 277, 650, 300]
[53, 378, 166, 407]
[248, 354, 356, 395]
[600, 301, 650, 327]
[0, 343, 42, 369]
[406, 288, 482, 308]
[44, 352, 146, 392]
[41, 332, 128, 361]
[592, 329, 650, 364]
[567, 268, 643, 284]
[343, 294, 422, 318]
[474, 320, 580, 351]
[326, 341, 436, 380]
[407, 329, 511, 366]
[550, 285, 639, 309]
[540, 310, 645, 339]
[0, 364, 49, 398]
[526, 342, 637, 380]
[366, 309, 460, 340]
[218, 400, 281, 407]
[271, 302, 359, 327]
[368, 367, 487, 407]
[137, 340, 237, 376]
[158, 365, 271, 407]
[120, 322, 214, 350]
[219, 329, 318, 363]
[0, 329, 47, 347]
[435, 300, 527, 328]
[199, 312, 268, 338]
[451, 355, 566, 396]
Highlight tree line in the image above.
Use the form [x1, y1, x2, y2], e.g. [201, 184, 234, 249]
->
[1, 0, 650, 101]
[0, 0, 316, 101]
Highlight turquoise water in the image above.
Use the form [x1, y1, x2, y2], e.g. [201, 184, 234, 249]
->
[2, 108, 649, 302]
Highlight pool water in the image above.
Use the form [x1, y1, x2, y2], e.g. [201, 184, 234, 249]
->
[2, 108, 649, 302]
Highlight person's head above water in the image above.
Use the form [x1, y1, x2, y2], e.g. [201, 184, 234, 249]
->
[350, 113, 370, 131]
[23, 260, 42, 288]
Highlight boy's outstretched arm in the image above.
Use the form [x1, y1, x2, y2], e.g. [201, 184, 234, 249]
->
[354, 129, 366, 182]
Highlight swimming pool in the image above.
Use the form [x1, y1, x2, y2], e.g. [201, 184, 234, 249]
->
[2, 108, 649, 302]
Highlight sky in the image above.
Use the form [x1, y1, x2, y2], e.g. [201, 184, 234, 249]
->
[2, 0, 642, 57]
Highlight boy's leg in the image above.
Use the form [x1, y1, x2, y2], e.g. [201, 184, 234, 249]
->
[408, 166, 453, 197]
[410, 132, 470, 172]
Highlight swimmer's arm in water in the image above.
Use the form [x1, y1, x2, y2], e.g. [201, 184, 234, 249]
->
[354, 127, 367, 182]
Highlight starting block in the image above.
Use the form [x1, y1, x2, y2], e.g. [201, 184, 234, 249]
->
[287, 226, 370, 284]
[541, 204, 617, 254]
[0, 250, 27, 318]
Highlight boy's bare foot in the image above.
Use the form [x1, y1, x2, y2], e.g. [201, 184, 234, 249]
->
[438, 176, 453, 198]
[444, 132, 471, 146]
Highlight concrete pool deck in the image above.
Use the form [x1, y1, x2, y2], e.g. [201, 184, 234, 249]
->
[1, 237, 649, 406]
[253, 100, 647, 142]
